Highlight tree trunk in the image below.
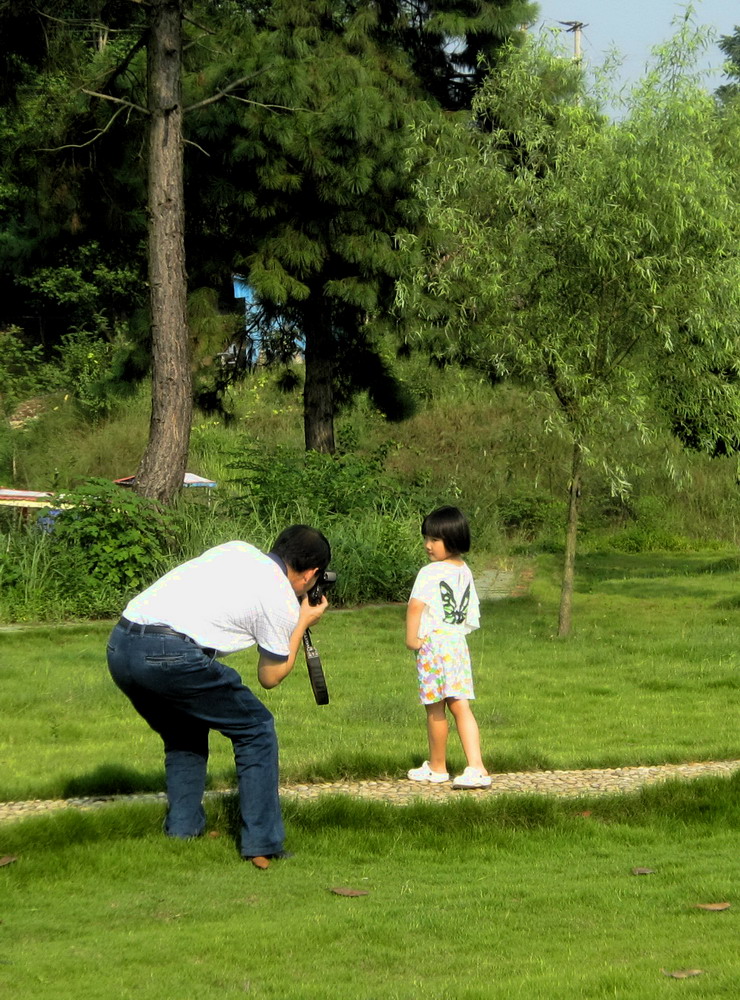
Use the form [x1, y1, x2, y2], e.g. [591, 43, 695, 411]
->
[303, 309, 335, 453]
[558, 440, 582, 637]
[136, 0, 192, 504]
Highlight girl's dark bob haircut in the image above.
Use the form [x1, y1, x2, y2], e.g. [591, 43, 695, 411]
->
[421, 506, 471, 555]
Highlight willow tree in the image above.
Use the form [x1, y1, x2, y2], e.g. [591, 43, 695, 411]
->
[401, 26, 740, 635]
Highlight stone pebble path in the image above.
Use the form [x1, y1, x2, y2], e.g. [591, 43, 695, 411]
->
[2, 760, 740, 825]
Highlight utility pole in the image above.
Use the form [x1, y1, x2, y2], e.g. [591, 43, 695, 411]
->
[558, 20, 587, 63]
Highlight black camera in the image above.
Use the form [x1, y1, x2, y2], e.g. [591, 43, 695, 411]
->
[306, 569, 337, 606]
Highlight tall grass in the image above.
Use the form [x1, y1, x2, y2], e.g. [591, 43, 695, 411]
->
[6, 359, 740, 546]
[0, 525, 70, 621]
[7, 385, 151, 488]
[4, 358, 740, 622]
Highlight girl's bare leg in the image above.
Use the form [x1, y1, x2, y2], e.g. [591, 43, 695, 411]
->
[447, 699, 486, 771]
[425, 701, 449, 773]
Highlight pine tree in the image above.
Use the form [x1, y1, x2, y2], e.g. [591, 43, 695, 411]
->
[0, 1, 192, 502]
[134, 0, 192, 503]
[0, 0, 533, 459]
[0, 2, 149, 354]
[717, 26, 740, 103]
[185, 0, 534, 451]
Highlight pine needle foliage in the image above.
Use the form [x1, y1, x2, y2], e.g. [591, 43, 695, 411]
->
[182, 0, 534, 448]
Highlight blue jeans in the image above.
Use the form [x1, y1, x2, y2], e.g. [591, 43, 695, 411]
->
[106, 622, 284, 857]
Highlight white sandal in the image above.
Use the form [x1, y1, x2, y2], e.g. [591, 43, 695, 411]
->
[407, 761, 449, 783]
[452, 767, 492, 789]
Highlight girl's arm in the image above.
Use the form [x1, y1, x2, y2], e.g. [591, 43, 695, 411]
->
[406, 598, 425, 651]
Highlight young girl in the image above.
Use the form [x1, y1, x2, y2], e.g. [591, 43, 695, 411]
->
[405, 505, 491, 789]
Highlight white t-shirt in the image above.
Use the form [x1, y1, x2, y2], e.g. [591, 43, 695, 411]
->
[123, 541, 299, 656]
[410, 560, 480, 639]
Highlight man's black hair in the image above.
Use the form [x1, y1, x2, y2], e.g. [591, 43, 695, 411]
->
[421, 506, 471, 555]
[271, 525, 331, 573]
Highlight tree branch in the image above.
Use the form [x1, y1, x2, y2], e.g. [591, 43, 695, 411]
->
[184, 138, 211, 157]
[183, 12, 216, 34]
[184, 73, 264, 113]
[82, 89, 149, 115]
[225, 95, 313, 113]
[36, 105, 127, 152]
[102, 33, 148, 90]
[606, 333, 643, 376]
[32, 5, 146, 31]
[545, 362, 575, 417]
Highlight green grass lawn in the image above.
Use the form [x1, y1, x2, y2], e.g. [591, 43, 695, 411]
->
[2, 778, 740, 999]
[2, 552, 740, 998]
[1, 551, 739, 801]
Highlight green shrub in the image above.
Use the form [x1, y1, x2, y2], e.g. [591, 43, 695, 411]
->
[0, 422, 15, 483]
[496, 491, 565, 538]
[227, 441, 439, 521]
[0, 327, 56, 416]
[229, 444, 391, 519]
[328, 508, 421, 605]
[48, 478, 175, 592]
[0, 481, 180, 621]
[222, 442, 449, 605]
[595, 527, 692, 554]
[51, 329, 117, 418]
[0, 548, 23, 590]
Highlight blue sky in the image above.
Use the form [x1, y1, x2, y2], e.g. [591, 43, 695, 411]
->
[531, 0, 737, 99]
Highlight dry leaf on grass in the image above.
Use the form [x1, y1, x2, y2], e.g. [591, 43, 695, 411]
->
[694, 902, 730, 911]
[631, 867, 656, 875]
[0, 856, 18, 868]
[329, 887, 369, 897]
[661, 969, 704, 979]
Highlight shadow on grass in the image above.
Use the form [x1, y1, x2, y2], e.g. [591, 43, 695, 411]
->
[62, 764, 166, 798]
[481, 594, 556, 640]
[695, 555, 740, 575]
[574, 553, 731, 588]
[564, 553, 740, 604]
[279, 771, 740, 835]
[713, 594, 740, 610]
[288, 752, 419, 783]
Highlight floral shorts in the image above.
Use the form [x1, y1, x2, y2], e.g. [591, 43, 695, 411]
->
[416, 631, 475, 705]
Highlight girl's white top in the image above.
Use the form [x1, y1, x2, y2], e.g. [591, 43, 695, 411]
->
[410, 560, 480, 639]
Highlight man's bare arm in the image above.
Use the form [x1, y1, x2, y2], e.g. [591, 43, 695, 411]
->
[257, 596, 328, 688]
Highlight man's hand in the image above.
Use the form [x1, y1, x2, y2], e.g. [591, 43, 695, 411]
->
[298, 594, 329, 629]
